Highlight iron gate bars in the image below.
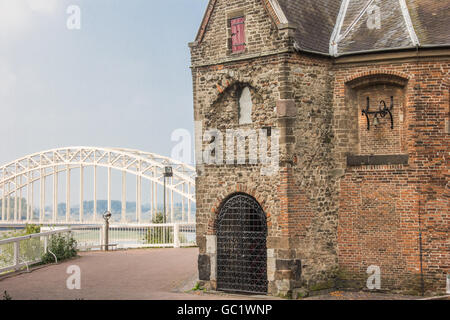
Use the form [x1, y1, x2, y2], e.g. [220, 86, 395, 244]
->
[216, 193, 267, 294]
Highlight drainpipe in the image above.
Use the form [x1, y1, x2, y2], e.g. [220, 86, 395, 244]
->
[418, 200, 424, 296]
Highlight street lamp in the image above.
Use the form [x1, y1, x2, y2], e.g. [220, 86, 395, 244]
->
[163, 166, 173, 223]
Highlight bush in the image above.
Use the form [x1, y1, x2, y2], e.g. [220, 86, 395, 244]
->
[25, 224, 40, 235]
[143, 212, 187, 245]
[0, 224, 40, 240]
[152, 212, 165, 224]
[0, 224, 42, 269]
[144, 213, 173, 244]
[41, 234, 77, 264]
[2, 291, 12, 300]
[0, 227, 77, 270]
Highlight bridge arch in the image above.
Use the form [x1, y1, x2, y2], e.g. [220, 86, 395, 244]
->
[0, 147, 196, 224]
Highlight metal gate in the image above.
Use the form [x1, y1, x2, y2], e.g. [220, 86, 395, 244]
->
[216, 193, 267, 294]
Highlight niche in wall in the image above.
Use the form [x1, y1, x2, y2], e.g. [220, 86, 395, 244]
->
[346, 74, 408, 156]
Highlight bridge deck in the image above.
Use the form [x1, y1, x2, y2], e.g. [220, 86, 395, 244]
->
[0, 248, 247, 300]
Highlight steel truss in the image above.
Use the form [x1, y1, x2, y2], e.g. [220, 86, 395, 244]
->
[0, 147, 195, 224]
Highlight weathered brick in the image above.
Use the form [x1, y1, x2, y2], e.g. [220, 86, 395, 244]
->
[190, 0, 449, 296]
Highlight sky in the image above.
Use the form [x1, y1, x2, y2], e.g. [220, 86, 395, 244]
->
[0, 0, 209, 167]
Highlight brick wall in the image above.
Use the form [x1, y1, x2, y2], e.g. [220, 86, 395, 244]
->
[288, 53, 340, 288]
[333, 60, 450, 294]
[191, 0, 449, 296]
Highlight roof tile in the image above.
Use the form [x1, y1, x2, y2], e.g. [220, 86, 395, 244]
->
[275, 0, 449, 55]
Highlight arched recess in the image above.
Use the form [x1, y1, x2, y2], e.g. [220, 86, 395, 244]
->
[205, 82, 263, 129]
[345, 73, 409, 155]
[238, 86, 253, 125]
[215, 192, 267, 294]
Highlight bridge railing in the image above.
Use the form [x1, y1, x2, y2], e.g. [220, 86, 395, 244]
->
[0, 228, 71, 274]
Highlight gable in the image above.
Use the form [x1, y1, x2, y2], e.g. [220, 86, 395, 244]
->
[195, 0, 283, 43]
[191, 0, 286, 65]
[191, 0, 450, 59]
[195, 0, 218, 44]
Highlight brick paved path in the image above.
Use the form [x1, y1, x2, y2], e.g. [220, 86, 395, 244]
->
[0, 248, 220, 300]
[1, 248, 442, 300]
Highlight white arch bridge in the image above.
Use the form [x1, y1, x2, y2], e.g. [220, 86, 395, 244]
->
[0, 147, 196, 226]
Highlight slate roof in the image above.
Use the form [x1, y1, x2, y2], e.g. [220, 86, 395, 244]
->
[195, 0, 450, 57]
[406, 0, 450, 46]
[277, 0, 342, 54]
[336, 0, 414, 54]
[278, 0, 450, 56]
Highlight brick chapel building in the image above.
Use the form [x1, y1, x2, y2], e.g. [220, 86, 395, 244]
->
[189, 0, 449, 297]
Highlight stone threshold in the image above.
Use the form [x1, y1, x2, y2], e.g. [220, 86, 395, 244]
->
[201, 290, 282, 300]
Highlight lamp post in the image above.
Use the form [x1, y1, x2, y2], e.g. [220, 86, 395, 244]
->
[163, 166, 173, 224]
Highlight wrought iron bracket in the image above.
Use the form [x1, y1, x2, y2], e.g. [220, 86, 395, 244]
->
[362, 96, 394, 130]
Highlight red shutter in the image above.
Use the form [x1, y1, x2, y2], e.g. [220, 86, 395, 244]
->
[231, 17, 245, 53]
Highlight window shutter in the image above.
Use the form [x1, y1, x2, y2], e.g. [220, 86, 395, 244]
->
[231, 17, 245, 53]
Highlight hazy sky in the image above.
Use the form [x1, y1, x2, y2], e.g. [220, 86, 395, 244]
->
[0, 0, 208, 166]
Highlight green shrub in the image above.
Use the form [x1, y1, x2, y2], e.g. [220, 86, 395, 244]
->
[25, 224, 41, 235]
[152, 212, 165, 224]
[144, 212, 173, 244]
[0, 224, 40, 240]
[143, 212, 188, 245]
[192, 282, 203, 291]
[41, 234, 77, 264]
[0, 225, 42, 269]
[2, 291, 12, 300]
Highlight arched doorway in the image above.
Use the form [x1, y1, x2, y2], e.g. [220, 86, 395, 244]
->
[216, 193, 267, 294]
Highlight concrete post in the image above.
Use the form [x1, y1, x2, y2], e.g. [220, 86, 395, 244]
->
[102, 211, 111, 251]
[174, 223, 180, 248]
[13, 241, 20, 270]
[104, 219, 109, 251]
[43, 236, 48, 253]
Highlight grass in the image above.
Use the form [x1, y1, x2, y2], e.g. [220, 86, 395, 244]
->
[191, 282, 206, 293]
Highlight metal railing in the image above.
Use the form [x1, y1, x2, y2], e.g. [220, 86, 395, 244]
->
[44, 223, 197, 250]
[0, 223, 196, 274]
[69, 225, 102, 249]
[106, 223, 196, 249]
[0, 228, 71, 274]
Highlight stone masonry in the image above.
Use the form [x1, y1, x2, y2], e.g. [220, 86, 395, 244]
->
[190, 0, 449, 297]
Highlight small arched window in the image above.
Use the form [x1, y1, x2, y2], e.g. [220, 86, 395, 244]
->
[238, 87, 252, 125]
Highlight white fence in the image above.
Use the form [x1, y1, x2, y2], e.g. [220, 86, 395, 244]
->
[0, 228, 71, 274]
[0, 223, 196, 275]
[67, 223, 197, 250]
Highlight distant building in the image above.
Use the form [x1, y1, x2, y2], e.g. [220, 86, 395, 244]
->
[189, 0, 449, 296]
